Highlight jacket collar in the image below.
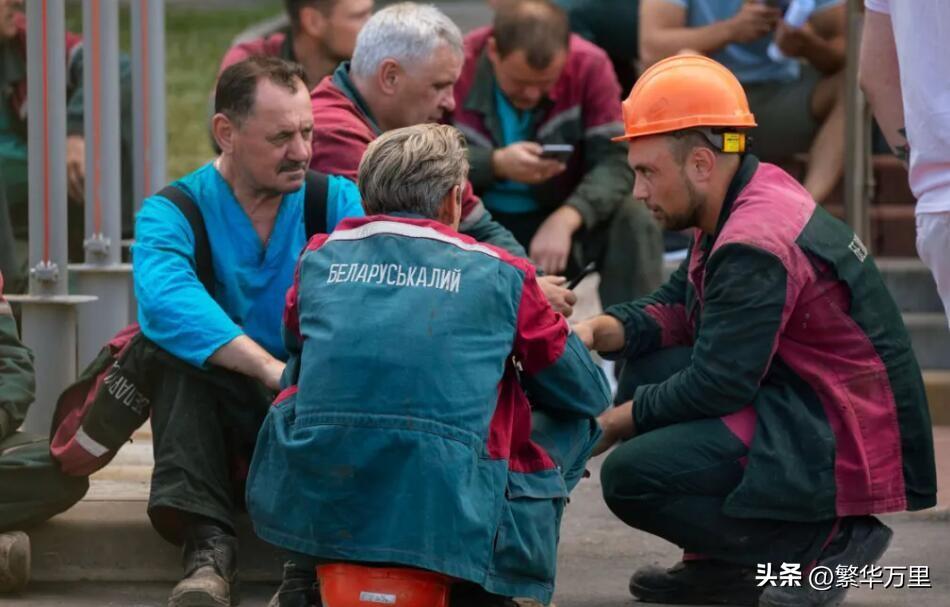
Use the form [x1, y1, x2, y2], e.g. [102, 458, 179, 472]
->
[700, 154, 759, 253]
[331, 62, 382, 135]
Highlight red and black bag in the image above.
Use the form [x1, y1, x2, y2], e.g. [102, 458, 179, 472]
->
[48, 171, 329, 475]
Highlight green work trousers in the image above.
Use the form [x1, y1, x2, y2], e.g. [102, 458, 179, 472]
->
[146, 355, 273, 545]
[601, 347, 836, 567]
[0, 432, 88, 532]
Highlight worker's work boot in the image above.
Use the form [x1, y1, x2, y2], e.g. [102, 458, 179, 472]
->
[450, 582, 518, 606]
[267, 557, 321, 607]
[759, 516, 893, 607]
[0, 531, 30, 594]
[168, 521, 239, 607]
[629, 558, 762, 605]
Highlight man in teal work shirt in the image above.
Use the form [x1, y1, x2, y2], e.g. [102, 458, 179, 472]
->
[133, 56, 363, 607]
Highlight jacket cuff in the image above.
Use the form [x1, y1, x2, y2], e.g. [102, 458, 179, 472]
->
[66, 115, 84, 138]
[467, 146, 497, 194]
[564, 197, 595, 231]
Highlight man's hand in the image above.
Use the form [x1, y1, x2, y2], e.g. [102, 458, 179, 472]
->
[492, 141, 566, 185]
[66, 134, 86, 203]
[726, 2, 781, 44]
[572, 320, 595, 349]
[572, 315, 626, 353]
[592, 400, 637, 457]
[530, 206, 583, 275]
[537, 275, 577, 318]
[774, 21, 818, 59]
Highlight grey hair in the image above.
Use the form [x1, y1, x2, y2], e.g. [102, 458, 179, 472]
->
[358, 124, 469, 218]
[350, 3, 463, 78]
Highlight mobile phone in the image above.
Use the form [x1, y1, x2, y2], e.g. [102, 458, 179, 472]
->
[566, 262, 597, 289]
[540, 143, 574, 162]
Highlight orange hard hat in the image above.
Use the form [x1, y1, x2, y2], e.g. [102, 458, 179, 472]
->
[614, 54, 756, 143]
[318, 564, 453, 607]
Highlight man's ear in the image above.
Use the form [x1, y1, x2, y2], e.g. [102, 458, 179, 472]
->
[687, 147, 717, 183]
[211, 113, 237, 154]
[436, 184, 462, 227]
[377, 59, 402, 95]
[298, 6, 327, 38]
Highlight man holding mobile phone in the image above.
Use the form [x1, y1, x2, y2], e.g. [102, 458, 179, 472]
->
[451, 0, 663, 308]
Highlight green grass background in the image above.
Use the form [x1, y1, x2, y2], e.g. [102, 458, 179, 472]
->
[65, 2, 282, 181]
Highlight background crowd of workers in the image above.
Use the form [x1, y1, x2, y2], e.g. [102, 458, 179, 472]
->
[0, 0, 947, 606]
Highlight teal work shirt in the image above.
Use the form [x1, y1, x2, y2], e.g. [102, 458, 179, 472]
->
[481, 85, 539, 214]
[133, 163, 364, 367]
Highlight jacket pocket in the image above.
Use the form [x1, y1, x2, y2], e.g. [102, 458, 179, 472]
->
[491, 469, 567, 586]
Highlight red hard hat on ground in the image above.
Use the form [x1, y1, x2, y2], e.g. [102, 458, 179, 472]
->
[317, 564, 453, 607]
[614, 54, 757, 143]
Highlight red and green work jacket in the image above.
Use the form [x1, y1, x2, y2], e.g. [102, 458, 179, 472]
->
[603, 155, 937, 521]
[0, 273, 35, 441]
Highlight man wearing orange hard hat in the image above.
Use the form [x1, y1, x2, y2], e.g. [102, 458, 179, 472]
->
[574, 54, 936, 607]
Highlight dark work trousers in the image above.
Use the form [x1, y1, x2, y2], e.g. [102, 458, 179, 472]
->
[147, 356, 273, 545]
[491, 196, 663, 309]
[0, 432, 89, 532]
[601, 347, 835, 568]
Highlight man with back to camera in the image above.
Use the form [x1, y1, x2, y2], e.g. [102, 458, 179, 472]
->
[309, 2, 578, 317]
[573, 54, 936, 607]
[247, 123, 611, 607]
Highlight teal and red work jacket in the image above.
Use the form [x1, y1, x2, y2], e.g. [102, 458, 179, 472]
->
[247, 214, 610, 603]
[604, 155, 937, 521]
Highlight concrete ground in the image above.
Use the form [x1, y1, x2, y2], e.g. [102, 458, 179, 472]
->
[9, 456, 947, 606]
[7, 277, 948, 607]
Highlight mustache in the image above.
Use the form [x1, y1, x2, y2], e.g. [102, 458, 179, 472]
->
[278, 161, 307, 173]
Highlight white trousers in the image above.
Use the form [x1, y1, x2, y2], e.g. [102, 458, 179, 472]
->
[916, 211, 950, 327]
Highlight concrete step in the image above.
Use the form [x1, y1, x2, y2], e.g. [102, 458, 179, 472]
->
[778, 154, 915, 208]
[29, 499, 284, 583]
[25, 427, 950, 587]
[877, 258, 944, 314]
[904, 313, 950, 370]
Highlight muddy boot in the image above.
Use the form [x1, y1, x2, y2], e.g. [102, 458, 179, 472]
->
[0, 531, 30, 594]
[267, 555, 321, 607]
[168, 521, 239, 607]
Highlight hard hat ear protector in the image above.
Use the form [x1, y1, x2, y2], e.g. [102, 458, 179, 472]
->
[696, 127, 750, 153]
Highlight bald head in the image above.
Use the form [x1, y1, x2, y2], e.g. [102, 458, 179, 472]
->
[492, 0, 569, 70]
